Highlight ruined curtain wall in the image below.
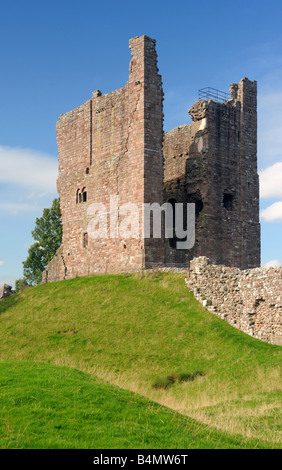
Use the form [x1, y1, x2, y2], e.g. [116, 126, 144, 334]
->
[186, 257, 282, 345]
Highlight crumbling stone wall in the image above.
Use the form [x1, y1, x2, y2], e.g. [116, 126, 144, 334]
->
[0, 284, 14, 299]
[42, 246, 67, 283]
[186, 257, 282, 345]
[163, 78, 260, 270]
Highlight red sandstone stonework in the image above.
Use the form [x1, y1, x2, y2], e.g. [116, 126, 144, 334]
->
[42, 36, 260, 283]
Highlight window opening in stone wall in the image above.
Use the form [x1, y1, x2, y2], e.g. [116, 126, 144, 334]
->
[76, 189, 80, 204]
[195, 199, 204, 217]
[168, 198, 177, 248]
[77, 188, 87, 203]
[82, 188, 87, 202]
[223, 193, 234, 211]
[187, 191, 204, 218]
[83, 232, 88, 248]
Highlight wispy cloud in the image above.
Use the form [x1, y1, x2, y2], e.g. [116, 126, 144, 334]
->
[0, 146, 58, 216]
[0, 261, 5, 266]
[260, 201, 282, 222]
[263, 259, 281, 268]
[0, 146, 58, 192]
[260, 161, 282, 198]
[0, 202, 43, 215]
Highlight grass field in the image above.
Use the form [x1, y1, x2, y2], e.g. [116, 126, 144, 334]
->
[1, 361, 271, 449]
[0, 272, 281, 448]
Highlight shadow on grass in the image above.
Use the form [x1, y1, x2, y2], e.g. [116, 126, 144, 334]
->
[0, 294, 23, 315]
[152, 370, 204, 390]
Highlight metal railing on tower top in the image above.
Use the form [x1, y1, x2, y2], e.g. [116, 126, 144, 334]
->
[198, 87, 230, 103]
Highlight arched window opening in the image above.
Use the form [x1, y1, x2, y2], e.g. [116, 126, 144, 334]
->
[76, 189, 80, 204]
[83, 232, 88, 248]
[82, 187, 87, 203]
[76, 188, 88, 203]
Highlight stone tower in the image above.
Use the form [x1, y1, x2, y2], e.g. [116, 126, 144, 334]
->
[42, 37, 260, 283]
[43, 35, 165, 282]
[163, 78, 260, 269]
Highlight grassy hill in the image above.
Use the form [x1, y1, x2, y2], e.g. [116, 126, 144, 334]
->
[0, 271, 281, 448]
[0, 361, 268, 449]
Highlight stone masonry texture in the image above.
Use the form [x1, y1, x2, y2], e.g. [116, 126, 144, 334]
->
[42, 35, 261, 283]
[186, 257, 282, 345]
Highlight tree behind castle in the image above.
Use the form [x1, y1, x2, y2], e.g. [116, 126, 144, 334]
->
[21, 198, 62, 285]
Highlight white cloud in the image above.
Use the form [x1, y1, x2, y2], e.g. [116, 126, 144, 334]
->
[260, 201, 282, 222]
[258, 86, 282, 167]
[0, 261, 4, 266]
[0, 146, 58, 192]
[0, 146, 58, 216]
[259, 162, 282, 198]
[263, 259, 281, 268]
[0, 202, 43, 215]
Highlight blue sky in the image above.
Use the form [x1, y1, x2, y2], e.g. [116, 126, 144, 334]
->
[1, 0, 282, 286]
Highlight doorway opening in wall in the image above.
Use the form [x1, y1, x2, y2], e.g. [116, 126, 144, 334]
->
[187, 191, 204, 218]
[167, 198, 188, 249]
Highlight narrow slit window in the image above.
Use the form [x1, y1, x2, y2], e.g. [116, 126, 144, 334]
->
[83, 232, 88, 248]
[76, 189, 80, 204]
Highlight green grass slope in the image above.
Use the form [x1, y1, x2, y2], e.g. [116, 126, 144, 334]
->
[0, 272, 281, 448]
[0, 361, 269, 449]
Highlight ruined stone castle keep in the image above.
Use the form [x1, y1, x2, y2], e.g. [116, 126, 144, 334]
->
[42, 35, 260, 283]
